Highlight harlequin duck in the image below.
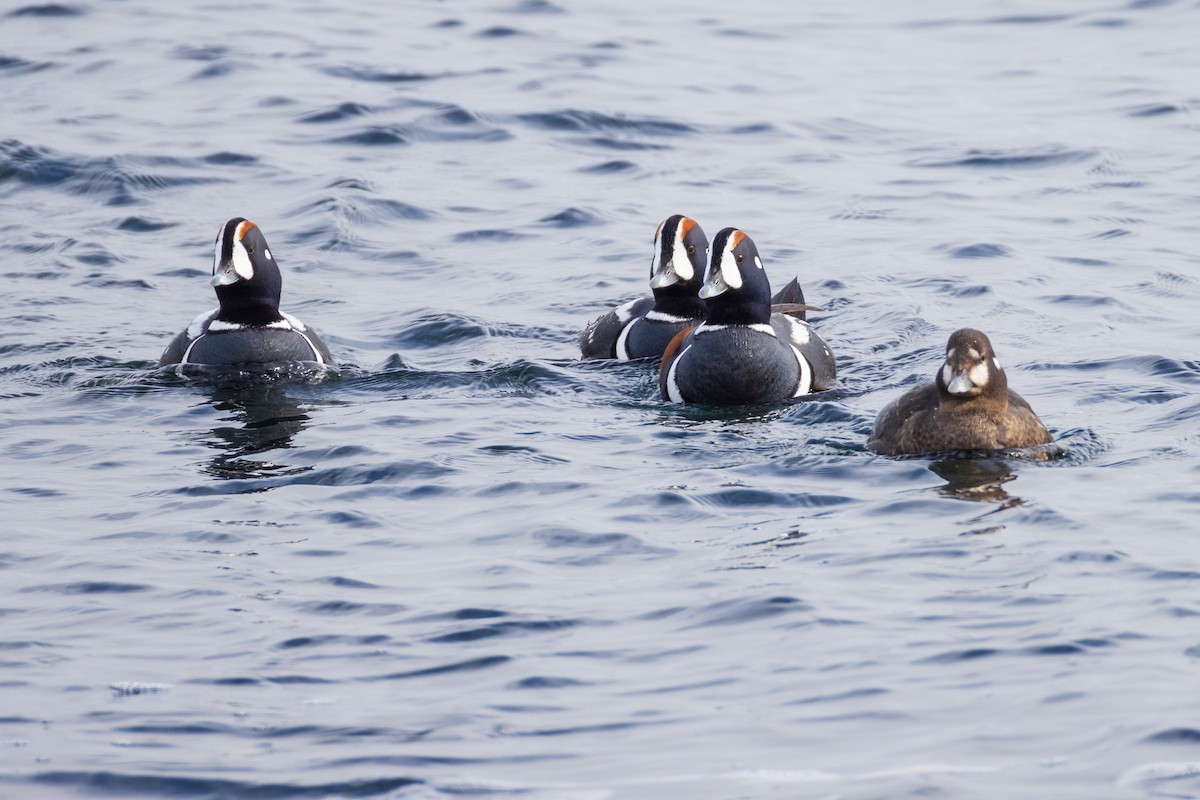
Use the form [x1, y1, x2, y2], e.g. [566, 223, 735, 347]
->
[580, 214, 710, 361]
[658, 227, 837, 405]
[867, 328, 1053, 455]
[159, 218, 335, 368]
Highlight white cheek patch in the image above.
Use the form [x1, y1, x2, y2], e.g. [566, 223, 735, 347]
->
[672, 229, 693, 281]
[231, 238, 254, 280]
[719, 241, 742, 289]
[941, 363, 953, 387]
[968, 361, 990, 387]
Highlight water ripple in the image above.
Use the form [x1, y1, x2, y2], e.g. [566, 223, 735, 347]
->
[908, 146, 1097, 169]
[0, 140, 223, 204]
[7, 4, 85, 17]
[23, 772, 421, 798]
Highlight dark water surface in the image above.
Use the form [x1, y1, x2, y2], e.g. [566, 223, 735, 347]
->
[4, 0, 1200, 797]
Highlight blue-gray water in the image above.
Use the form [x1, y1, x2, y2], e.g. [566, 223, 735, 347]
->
[3, 0, 1200, 797]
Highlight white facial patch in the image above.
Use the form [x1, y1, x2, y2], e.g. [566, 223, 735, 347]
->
[264, 248, 272, 261]
[231, 236, 254, 281]
[719, 239, 743, 290]
[968, 361, 990, 387]
[967, 347, 981, 361]
[941, 363, 953, 387]
[754, 255, 763, 271]
[671, 226, 693, 281]
[992, 357, 1002, 372]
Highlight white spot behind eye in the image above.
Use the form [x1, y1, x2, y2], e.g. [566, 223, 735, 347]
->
[753, 255, 763, 270]
[992, 357, 1002, 372]
[265, 248, 272, 261]
[968, 347, 981, 361]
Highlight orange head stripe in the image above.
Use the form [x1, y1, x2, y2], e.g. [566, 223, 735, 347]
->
[235, 220, 258, 240]
[678, 217, 697, 238]
[728, 229, 746, 250]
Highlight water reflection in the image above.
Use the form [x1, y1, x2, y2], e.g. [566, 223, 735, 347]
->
[929, 458, 1023, 507]
[199, 388, 314, 481]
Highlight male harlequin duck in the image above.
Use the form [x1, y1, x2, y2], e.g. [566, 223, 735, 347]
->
[658, 227, 837, 405]
[159, 218, 335, 368]
[580, 214, 710, 361]
[867, 328, 1053, 455]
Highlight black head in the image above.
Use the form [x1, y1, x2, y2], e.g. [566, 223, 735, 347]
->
[647, 215, 708, 318]
[210, 217, 285, 324]
[699, 227, 772, 326]
[935, 328, 1008, 404]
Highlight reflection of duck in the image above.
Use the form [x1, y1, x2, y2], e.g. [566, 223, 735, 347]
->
[198, 388, 313, 482]
[929, 458, 1022, 506]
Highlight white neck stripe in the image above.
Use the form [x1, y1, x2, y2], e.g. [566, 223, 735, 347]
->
[694, 322, 775, 337]
[644, 310, 693, 323]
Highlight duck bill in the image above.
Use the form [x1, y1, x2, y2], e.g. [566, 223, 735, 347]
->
[698, 274, 728, 299]
[946, 369, 974, 395]
[649, 262, 680, 289]
[211, 261, 240, 287]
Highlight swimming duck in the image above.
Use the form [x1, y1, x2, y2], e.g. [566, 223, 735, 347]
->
[580, 214, 710, 361]
[659, 227, 836, 404]
[159, 218, 335, 368]
[868, 328, 1052, 455]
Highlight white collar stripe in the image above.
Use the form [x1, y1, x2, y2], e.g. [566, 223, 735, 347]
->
[615, 318, 636, 361]
[665, 345, 689, 403]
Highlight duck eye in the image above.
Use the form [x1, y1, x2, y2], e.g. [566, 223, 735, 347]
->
[736, 254, 744, 263]
[686, 245, 695, 255]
